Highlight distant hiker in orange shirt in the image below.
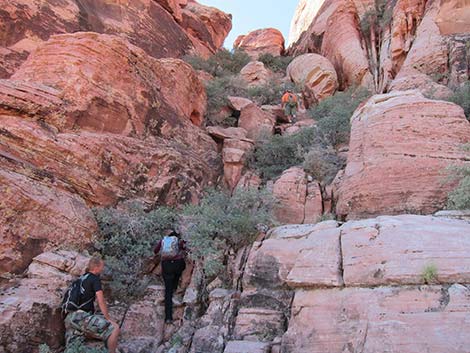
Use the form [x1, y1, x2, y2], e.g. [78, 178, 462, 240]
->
[281, 90, 299, 123]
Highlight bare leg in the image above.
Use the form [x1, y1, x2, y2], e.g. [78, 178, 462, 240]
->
[107, 321, 120, 353]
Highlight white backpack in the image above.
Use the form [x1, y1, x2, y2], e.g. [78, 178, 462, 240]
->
[161, 236, 180, 259]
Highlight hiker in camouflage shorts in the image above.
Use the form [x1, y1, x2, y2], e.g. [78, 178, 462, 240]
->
[63, 256, 120, 352]
[65, 310, 115, 347]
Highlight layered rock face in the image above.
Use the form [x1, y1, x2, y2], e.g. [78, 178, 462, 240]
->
[234, 28, 285, 58]
[0, 0, 232, 77]
[242, 215, 470, 353]
[336, 90, 470, 219]
[289, 0, 470, 91]
[0, 32, 222, 275]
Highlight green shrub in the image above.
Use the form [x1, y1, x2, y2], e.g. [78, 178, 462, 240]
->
[309, 87, 370, 147]
[247, 79, 297, 106]
[205, 76, 249, 125]
[447, 81, 470, 120]
[360, 0, 393, 35]
[258, 53, 294, 73]
[182, 188, 275, 277]
[446, 144, 470, 210]
[422, 263, 438, 284]
[184, 49, 251, 77]
[303, 146, 345, 184]
[248, 127, 322, 180]
[93, 202, 177, 301]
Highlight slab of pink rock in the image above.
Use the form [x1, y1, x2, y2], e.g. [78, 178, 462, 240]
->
[282, 284, 470, 353]
[336, 90, 470, 219]
[240, 61, 272, 86]
[341, 214, 470, 286]
[238, 103, 275, 139]
[243, 221, 342, 290]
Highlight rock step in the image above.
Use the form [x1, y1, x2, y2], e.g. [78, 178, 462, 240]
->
[224, 340, 271, 353]
[244, 215, 470, 290]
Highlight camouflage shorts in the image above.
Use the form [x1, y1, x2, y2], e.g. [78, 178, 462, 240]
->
[65, 310, 115, 345]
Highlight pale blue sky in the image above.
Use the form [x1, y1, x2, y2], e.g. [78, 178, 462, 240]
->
[199, 0, 299, 49]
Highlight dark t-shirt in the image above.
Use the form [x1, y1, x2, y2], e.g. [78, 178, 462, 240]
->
[80, 272, 102, 313]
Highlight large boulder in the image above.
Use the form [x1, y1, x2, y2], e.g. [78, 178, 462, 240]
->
[222, 138, 255, 191]
[234, 28, 285, 59]
[240, 61, 272, 87]
[286, 53, 338, 104]
[282, 284, 470, 353]
[336, 90, 470, 220]
[0, 251, 90, 351]
[272, 167, 324, 224]
[238, 103, 275, 139]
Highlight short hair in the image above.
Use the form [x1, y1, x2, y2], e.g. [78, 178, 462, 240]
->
[87, 255, 104, 271]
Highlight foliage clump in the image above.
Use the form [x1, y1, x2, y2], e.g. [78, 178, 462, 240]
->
[446, 81, 470, 120]
[93, 189, 274, 294]
[93, 202, 177, 301]
[257, 53, 294, 73]
[446, 145, 470, 210]
[182, 188, 275, 277]
[309, 87, 370, 147]
[183, 49, 251, 77]
[422, 263, 438, 284]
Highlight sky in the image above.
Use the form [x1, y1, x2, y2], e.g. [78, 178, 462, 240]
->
[198, 0, 299, 49]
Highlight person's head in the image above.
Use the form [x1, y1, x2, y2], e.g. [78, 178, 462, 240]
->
[87, 255, 105, 275]
[164, 228, 180, 238]
[286, 89, 292, 93]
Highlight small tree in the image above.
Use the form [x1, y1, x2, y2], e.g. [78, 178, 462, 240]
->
[447, 81, 470, 120]
[309, 87, 370, 147]
[258, 53, 294, 73]
[422, 263, 438, 284]
[446, 144, 470, 210]
[182, 188, 275, 278]
[184, 49, 251, 77]
[93, 202, 177, 301]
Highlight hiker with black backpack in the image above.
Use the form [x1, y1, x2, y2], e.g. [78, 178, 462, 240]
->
[154, 229, 187, 324]
[62, 256, 120, 352]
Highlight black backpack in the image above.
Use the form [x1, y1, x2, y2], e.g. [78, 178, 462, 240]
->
[61, 273, 93, 315]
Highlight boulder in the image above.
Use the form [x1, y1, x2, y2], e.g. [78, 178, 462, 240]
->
[240, 61, 271, 86]
[224, 341, 271, 353]
[233, 307, 285, 341]
[273, 168, 308, 224]
[0, 251, 90, 351]
[223, 139, 255, 191]
[238, 103, 275, 139]
[235, 171, 262, 191]
[286, 53, 338, 104]
[207, 126, 249, 141]
[243, 221, 343, 290]
[282, 284, 470, 353]
[272, 167, 324, 224]
[336, 90, 470, 219]
[227, 96, 253, 111]
[234, 28, 285, 58]
[435, 0, 470, 35]
[321, 0, 373, 89]
[0, 169, 96, 274]
[341, 215, 470, 286]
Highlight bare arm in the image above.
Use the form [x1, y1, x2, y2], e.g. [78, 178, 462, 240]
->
[96, 290, 110, 320]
